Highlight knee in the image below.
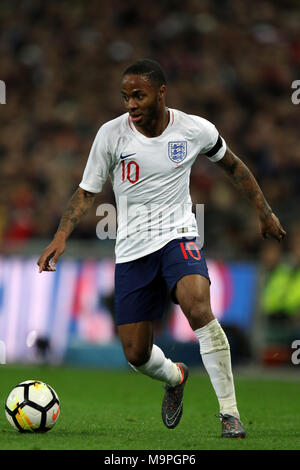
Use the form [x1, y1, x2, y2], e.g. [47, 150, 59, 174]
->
[187, 295, 214, 329]
[123, 344, 151, 367]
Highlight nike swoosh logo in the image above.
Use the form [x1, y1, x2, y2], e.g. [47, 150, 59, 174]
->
[52, 404, 60, 421]
[165, 402, 182, 427]
[120, 152, 136, 159]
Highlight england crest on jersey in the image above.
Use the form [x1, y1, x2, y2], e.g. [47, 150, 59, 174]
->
[168, 141, 187, 164]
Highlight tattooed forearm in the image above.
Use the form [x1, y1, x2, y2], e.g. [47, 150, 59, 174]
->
[55, 188, 96, 239]
[217, 148, 272, 219]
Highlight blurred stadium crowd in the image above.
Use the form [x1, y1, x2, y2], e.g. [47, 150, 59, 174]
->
[0, 0, 299, 261]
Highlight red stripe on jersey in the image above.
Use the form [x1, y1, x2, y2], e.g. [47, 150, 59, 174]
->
[171, 110, 174, 125]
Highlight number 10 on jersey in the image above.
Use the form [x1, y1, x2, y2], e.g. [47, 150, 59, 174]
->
[121, 160, 140, 184]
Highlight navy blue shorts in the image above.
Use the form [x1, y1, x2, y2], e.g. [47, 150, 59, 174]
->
[114, 237, 210, 326]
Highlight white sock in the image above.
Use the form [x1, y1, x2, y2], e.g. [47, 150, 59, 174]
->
[194, 319, 239, 418]
[129, 344, 182, 387]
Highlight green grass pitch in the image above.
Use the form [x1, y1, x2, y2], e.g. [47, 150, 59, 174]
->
[0, 364, 299, 450]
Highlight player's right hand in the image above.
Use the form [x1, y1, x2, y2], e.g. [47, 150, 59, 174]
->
[37, 234, 66, 273]
[259, 212, 286, 242]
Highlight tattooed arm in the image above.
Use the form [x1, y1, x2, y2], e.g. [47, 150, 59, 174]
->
[216, 147, 286, 241]
[55, 187, 96, 239]
[37, 187, 96, 272]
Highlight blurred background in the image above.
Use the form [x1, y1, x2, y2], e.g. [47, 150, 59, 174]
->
[0, 0, 299, 369]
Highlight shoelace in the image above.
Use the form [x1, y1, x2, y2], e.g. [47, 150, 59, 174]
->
[215, 413, 240, 428]
[162, 385, 182, 411]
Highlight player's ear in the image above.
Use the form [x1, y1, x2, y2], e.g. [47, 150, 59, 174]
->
[158, 84, 166, 100]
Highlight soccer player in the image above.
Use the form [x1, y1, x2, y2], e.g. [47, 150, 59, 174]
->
[37, 58, 286, 438]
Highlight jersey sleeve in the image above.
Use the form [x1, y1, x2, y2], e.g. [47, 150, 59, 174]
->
[199, 118, 226, 163]
[79, 125, 112, 193]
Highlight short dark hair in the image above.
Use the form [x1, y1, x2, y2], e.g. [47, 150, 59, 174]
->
[123, 58, 167, 86]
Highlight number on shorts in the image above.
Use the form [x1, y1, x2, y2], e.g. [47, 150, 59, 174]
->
[180, 241, 201, 260]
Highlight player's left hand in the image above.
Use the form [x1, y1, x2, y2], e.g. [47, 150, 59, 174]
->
[259, 212, 286, 242]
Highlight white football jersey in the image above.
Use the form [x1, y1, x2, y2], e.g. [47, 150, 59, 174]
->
[79, 108, 226, 262]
